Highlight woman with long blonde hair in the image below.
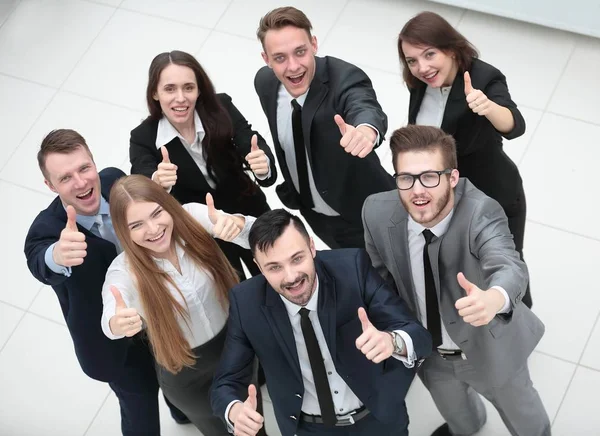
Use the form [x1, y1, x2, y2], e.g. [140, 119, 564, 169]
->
[101, 174, 251, 435]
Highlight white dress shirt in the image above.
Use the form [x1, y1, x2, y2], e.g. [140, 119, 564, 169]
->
[415, 85, 452, 128]
[224, 276, 416, 426]
[100, 202, 254, 348]
[155, 111, 217, 189]
[407, 210, 510, 351]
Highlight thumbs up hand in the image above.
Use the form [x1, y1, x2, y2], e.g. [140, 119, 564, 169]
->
[228, 384, 264, 436]
[53, 205, 87, 267]
[205, 193, 244, 242]
[108, 286, 142, 337]
[245, 135, 269, 177]
[355, 307, 395, 363]
[334, 114, 377, 158]
[464, 71, 493, 116]
[152, 146, 178, 189]
[454, 272, 506, 327]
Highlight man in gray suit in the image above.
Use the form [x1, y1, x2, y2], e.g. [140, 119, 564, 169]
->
[362, 125, 550, 436]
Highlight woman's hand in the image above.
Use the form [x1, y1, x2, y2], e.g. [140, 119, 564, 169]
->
[245, 135, 269, 177]
[108, 286, 143, 337]
[152, 146, 178, 189]
[206, 193, 244, 241]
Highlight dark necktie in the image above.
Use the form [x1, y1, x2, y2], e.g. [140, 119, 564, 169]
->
[422, 229, 442, 348]
[291, 100, 314, 208]
[299, 307, 336, 426]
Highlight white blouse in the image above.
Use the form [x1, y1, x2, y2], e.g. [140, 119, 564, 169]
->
[415, 85, 452, 128]
[101, 202, 254, 348]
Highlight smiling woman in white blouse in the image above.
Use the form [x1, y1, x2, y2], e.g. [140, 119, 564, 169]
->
[100, 174, 254, 435]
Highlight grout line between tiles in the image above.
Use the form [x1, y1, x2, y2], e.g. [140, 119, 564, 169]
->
[317, 0, 351, 48]
[551, 309, 600, 426]
[0, 71, 59, 90]
[544, 110, 600, 129]
[0, 178, 55, 198]
[0, 310, 26, 355]
[26, 310, 69, 328]
[515, 39, 577, 167]
[532, 349, 579, 367]
[0, 0, 22, 31]
[117, 6, 216, 32]
[82, 390, 113, 436]
[526, 219, 600, 243]
[577, 363, 600, 374]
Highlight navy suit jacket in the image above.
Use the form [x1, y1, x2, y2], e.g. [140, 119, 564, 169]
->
[211, 249, 432, 436]
[24, 168, 130, 382]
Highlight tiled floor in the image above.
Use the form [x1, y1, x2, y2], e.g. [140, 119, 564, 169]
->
[0, 0, 597, 435]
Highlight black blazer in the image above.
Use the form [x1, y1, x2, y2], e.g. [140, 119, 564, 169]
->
[211, 249, 432, 436]
[130, 93, 274, 218]
[255, 56, 396, 225]
[408, 58, 525, 208]
[24, 168, 130, 382]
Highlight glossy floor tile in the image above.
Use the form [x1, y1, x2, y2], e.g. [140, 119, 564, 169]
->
[0, 0, 597, 435]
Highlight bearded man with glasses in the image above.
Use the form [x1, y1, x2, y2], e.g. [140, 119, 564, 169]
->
[361, 125, 550, 436]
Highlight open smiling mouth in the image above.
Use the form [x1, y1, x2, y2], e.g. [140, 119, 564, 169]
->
[147, 229, 166, 243]
[288, 72, 305, 84]
[76, 188, 93, 200]
[284, 277, 306, 294]
[413, 199, 430, 208]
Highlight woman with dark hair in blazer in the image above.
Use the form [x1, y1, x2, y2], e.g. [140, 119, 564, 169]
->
[130, 50, 277, 280]
[398, 11, 532, 308]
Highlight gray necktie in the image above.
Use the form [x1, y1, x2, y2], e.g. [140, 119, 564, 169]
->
[94, 214, 122, 253]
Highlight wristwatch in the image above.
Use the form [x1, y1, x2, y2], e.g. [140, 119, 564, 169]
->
[388, 331, 404, 355]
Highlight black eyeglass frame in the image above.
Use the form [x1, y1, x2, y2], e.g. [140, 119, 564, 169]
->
[393, 169, 453, 190]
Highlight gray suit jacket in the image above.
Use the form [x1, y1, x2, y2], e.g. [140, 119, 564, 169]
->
[362, 179, 544, 387]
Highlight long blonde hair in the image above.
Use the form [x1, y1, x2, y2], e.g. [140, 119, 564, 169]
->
[109, 175, 239, 373]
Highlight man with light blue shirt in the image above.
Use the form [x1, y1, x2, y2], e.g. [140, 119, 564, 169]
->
[24, 129, 188, 435]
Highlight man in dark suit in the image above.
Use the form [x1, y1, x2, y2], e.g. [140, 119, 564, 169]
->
[254, 6, 395, 249]
[211, 209, 432, 436]
[24, 129, 187, 435]
[362, 125, 549, 436]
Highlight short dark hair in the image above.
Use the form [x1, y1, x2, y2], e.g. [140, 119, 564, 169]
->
[398, 11, 478, 88]
[257, 6, 313, 49]
[390, 125, 457, 173]
[249, 209, 310, 256]
[38, 129, 93, 180]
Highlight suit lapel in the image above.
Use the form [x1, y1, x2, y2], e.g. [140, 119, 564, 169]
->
[264, 76, 295, 183]
[408, 84, 426, 124]
[261, 286, 303, 382]
[315, 260, 337, 359]
[441, 73, 466, 135]
[301, 57, 328, 165]
[388, 208, 420, 316]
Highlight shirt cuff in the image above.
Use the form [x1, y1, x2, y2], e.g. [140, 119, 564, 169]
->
[356, 123, 380, 146]
[151, 170, 172, 193]
[230, 214, 256, 250]
[492, 286, 511, 314]
[45, 243, 72, 277]
[391, 330, 416, 368]
[225, 400, 242, 433]
[254, 155, 271, 180]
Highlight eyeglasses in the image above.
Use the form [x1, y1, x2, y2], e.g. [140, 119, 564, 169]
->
[393, 169, 452, 190]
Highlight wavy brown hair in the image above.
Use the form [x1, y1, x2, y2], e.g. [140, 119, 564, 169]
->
[398, 11, 478, 88]
[109, 175, 239, 373]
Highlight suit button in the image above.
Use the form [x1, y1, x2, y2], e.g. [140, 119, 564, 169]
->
[295, 393, 302, 398]
[321, 190, 328, 195]
[290, 415, 297, 420]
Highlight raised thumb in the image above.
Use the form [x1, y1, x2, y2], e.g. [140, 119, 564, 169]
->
[65, 205, 78, 231]
[333, 114, 347, 135]
[245, 384, 257, 410]
[161, 146, 170, 163]
[110, 285, 127, 309]
[457, 272, 474, 295]
[464, 71, 474, 95]
[358, 307, 371, 331]
[250, 134, 259, 152]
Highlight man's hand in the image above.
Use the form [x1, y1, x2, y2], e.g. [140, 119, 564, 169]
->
[455, 272, 505, 326]
[334, 114, 376, 158]
[229, 384, 264, 436]
[108, 286, 142, 337]
[355, 307, 394, 363]
[53, 205, 87, 267]
[152, 146, 178, 189]
[245, 135, 269, 177]
[464, 71, 494, 116]
[206, 193, 243, 241]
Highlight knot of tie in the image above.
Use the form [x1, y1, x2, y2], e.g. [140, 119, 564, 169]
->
[422, 229, 434, 244]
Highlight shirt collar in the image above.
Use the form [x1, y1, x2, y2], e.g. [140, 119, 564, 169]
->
[280, 275, 320, 317]
[155, 110, 204, 148]
[407, 208, 454, 238]
[278, 85, 310, 108]
[73, 196, 110, 231]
